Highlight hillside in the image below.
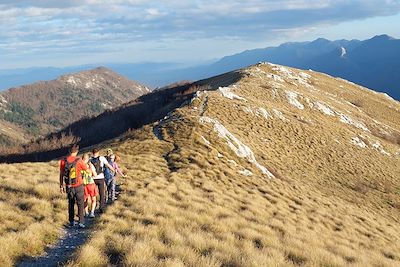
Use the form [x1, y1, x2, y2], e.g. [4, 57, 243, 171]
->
[1, 63, 399, 266]
[0, 67, 150, 146]
[71, 63, 400, 267]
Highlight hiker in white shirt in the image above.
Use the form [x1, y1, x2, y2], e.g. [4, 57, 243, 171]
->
[90, 148, 115, 213]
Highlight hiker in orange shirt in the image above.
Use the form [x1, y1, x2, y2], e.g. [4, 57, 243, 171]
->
[59, 144, 89, 228]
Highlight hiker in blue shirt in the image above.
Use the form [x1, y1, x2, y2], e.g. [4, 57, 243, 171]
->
[105, 153, 125, 203]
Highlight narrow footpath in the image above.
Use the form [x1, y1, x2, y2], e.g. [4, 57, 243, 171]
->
[18, 187, 121, 267]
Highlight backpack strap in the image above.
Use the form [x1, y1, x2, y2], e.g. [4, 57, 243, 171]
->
[64, 157, 80, 167]
[63, 157, 71, 170]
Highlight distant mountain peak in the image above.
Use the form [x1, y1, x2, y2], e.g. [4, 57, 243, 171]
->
[0, 67, 151, 145]
[94, 66, 110, 71]
[310, 37, 331, 44]
[59, 66, 115, 81]
[57, 66, 145, 90]
[370, 34, 395, 41]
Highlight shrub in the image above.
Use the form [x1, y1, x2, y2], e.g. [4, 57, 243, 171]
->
[48, 117, 62, 128]
[0, 102, 40, 135]
[0, 134, 14, 147]
[89, 102, 104, 113]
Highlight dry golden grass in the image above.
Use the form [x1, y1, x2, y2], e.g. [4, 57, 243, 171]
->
[66, 125, 400, 266]
[66, 63, 399, 266]
[2, 63, 400, 266]
[0, 161, 67, 266]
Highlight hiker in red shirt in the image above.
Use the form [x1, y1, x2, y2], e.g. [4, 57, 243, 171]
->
[59, 144, 89, 228]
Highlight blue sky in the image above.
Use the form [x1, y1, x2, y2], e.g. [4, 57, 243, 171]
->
[0, 0, 399, 69]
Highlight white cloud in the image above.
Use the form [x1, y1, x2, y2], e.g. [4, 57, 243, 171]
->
[0, 0, 399, 67]
[146, 8, 159, 16]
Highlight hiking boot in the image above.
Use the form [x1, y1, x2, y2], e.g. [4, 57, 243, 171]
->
[78, 223, 86, 228]
[68, 221, 77, 228]
[84, 212, 89, 217]
[89, 212, 95, 218]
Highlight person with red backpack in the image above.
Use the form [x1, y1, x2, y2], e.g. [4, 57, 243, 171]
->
[59, 144, 89, 228]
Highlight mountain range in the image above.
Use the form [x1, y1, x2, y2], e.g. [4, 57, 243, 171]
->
[0, 35, 399, 100]
[0, 67, 149, 146]
[166, 34, 400, 100]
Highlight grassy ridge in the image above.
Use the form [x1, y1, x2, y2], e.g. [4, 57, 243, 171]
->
[0, 161, 67, 266]
[68, 93, 399, 266]
[1, 64, 399, 266]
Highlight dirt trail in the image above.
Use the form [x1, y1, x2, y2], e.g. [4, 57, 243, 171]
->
[199, 95, 209, 116]
[18, 187, 121, 267]
[19, 221, 93, 267]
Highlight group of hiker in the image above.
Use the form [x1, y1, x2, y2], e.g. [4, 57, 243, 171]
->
[59, 144, 125, 228]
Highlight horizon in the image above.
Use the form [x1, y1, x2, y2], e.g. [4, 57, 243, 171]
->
[0, 33, 397, 72]
[1, 1, 400, 69]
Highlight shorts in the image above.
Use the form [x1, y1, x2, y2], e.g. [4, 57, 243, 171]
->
[84, 183, 98, 200]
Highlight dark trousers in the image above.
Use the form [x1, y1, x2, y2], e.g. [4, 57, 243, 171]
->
[106, 177, 116, 202]
[67, 185, 84, 223]
[95, 179, 106, 211]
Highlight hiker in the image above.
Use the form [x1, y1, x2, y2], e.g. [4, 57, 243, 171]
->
[105, 153, 126, 203]
[106, 148, 113, 159]
[59, 144, 89, 228]
[103, 148, 113, 187]
[105, 148, 122, 162]
[90, 148, 115, 213]
[82, 153, 98, 218]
